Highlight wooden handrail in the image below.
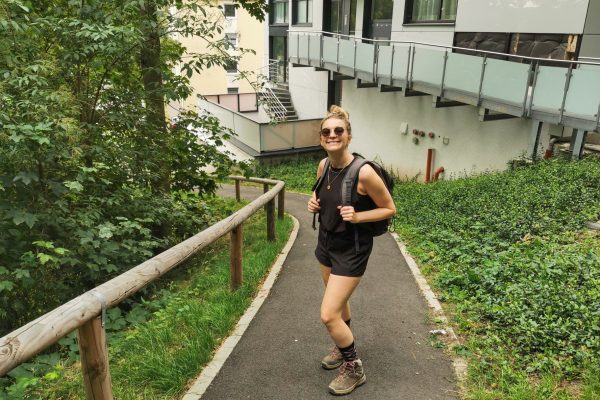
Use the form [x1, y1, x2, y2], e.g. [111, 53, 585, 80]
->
[0, 177, 285, 388]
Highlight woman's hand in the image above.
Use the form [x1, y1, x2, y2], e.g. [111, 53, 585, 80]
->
[337, 205, 358, 223]
[308, 197, 320, 213]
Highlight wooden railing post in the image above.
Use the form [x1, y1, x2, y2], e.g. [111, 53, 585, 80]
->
[235, 179, 241, 202]
[267, 197, 276, 242]
[277, 186, 285, 220]
[78, 317, 113, 400]
[230, 224, 243, 290]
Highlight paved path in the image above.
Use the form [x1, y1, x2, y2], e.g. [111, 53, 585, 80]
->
[200, 185, 457, 399]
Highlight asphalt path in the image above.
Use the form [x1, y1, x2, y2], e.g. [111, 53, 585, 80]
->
[200, 184, 458, 399]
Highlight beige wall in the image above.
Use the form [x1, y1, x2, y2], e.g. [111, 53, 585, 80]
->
[178, 1, 267, 110]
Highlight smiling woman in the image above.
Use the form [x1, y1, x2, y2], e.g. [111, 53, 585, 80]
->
[306, 105, 396, 395]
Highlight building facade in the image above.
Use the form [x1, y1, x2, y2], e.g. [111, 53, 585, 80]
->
[277, 0, 600, 179]
[176, 1, 268, 111]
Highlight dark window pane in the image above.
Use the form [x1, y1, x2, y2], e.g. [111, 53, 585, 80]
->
[441, 0, 457, 20]
[293, 0, 312, 24]
[225, 59, 237, 72]
[330, 0, 341, 32]
[224, 4, 236, 17]
[273, 1, 287, 23]
[407, 0, 455, 22]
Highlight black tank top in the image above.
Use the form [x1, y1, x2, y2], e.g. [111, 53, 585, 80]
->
[317, 158, 376, 233]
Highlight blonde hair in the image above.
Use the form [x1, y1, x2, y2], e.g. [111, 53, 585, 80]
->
[320, 104, 351, 134]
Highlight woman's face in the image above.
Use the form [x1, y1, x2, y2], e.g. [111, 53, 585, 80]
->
[320, 118, 351, 153]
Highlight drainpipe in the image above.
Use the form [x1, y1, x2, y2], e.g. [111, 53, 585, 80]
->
[433, 167, 445, 181]
[544, 136, 571, 159]
[425, 148, 433, 183]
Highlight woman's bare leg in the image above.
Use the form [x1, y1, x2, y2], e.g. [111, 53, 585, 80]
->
[320, 274, 361, 347]
[320, 265, 351, 322]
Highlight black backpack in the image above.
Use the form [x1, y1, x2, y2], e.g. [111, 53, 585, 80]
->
[312, 153, 394, 240]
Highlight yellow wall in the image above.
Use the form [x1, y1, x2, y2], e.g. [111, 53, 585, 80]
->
[178, 1, 267, 110]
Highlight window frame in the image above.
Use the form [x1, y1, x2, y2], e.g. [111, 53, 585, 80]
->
[292, 0, 313, 26]
[270, 0, 289, 25]
[403, 0, 457, 25]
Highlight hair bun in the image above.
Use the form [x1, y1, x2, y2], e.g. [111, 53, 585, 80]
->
[327, 105, 349, 119]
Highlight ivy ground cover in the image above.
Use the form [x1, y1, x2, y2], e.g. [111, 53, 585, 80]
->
[394, 157, 600, 399]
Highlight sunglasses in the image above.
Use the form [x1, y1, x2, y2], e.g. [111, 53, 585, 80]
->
[320, 127, 346, 137]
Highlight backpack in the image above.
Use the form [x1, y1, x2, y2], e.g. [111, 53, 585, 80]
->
[311, 153, 394, 241]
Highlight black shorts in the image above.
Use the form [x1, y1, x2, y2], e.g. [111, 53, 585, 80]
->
[315, 228, 373, 277]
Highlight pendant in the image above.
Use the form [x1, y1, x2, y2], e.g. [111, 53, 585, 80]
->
[327, 185, 331, 190]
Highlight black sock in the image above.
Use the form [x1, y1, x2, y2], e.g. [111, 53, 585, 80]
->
[338, 342, 358, 362]
[344, 319, 351, 327]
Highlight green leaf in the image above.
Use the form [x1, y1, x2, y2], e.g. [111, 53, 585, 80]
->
[64, 181, 84, 192]
[13, 212, 38, 228]
[0, 280, 15, 293]
[37, 253, 54, 265]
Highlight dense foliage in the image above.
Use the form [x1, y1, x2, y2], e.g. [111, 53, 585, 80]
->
[2, 205, 293, 399]
[394, 157, 600, 393]
[0, 0, 266, 333]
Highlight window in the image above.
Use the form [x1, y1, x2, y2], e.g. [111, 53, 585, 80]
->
[227, 87, 239, 94]
[226, 33, 237, 49]
[293, 0, 312, 25]
[224, 4, 236, 18]
[270, 0, 288, 24]
[224, 34, 238, 73]
[404, 0, 457, 23]
[224, 59, 238, 73]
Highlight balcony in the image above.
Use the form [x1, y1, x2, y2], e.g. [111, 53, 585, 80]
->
[198, 97, 321, 158]
[289, 31, 600, 133]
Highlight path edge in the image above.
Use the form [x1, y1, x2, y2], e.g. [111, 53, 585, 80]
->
[391, 233, 468, 384]
[181, 215, 301, 400]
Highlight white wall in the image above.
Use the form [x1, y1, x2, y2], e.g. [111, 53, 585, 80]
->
[342, 80, 536, 180]
[456, 0, 589, 34]
[288, 65, 329, 119]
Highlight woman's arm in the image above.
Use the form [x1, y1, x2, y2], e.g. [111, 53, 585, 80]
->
[338, 164, 396, 223]
[308, 158, 327, 213]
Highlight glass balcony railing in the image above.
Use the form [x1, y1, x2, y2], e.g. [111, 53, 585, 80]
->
[288, 31, 600, 132]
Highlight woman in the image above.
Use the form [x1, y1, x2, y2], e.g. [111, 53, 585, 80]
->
[307, 105, 396, 395]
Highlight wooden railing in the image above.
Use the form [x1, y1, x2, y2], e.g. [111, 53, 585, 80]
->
[0, 177, 285, 399]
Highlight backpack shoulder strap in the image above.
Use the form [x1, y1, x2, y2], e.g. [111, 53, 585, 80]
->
[341, 157, 368, 206]
[311, 158, 330, 193]
[311, 158, 330, 231]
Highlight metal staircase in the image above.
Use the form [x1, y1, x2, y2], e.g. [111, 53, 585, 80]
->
[260, 60, 298, 122]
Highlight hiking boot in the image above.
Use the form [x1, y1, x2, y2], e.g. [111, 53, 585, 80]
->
[321, 345, 343, 370]
[328, 359, 366, 395]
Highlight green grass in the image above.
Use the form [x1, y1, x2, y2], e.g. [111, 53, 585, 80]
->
[29, 211, 293, 400]
[253, 158, 319, 194]
[393, 156, 600, 399]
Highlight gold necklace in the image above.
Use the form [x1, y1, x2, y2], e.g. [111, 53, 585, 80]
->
[327, 163, 348, 190]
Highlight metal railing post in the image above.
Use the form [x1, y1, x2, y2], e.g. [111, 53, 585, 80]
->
[527, 61, 540, 117]
[559, 63, 573, 124]
[440, 49, 448, 97]
[477, 54, 488, 106]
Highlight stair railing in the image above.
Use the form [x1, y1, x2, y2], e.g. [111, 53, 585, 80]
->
[260, 86, 288, 122]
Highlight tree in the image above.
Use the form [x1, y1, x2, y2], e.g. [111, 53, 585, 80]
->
[0, 0, 267, 332]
